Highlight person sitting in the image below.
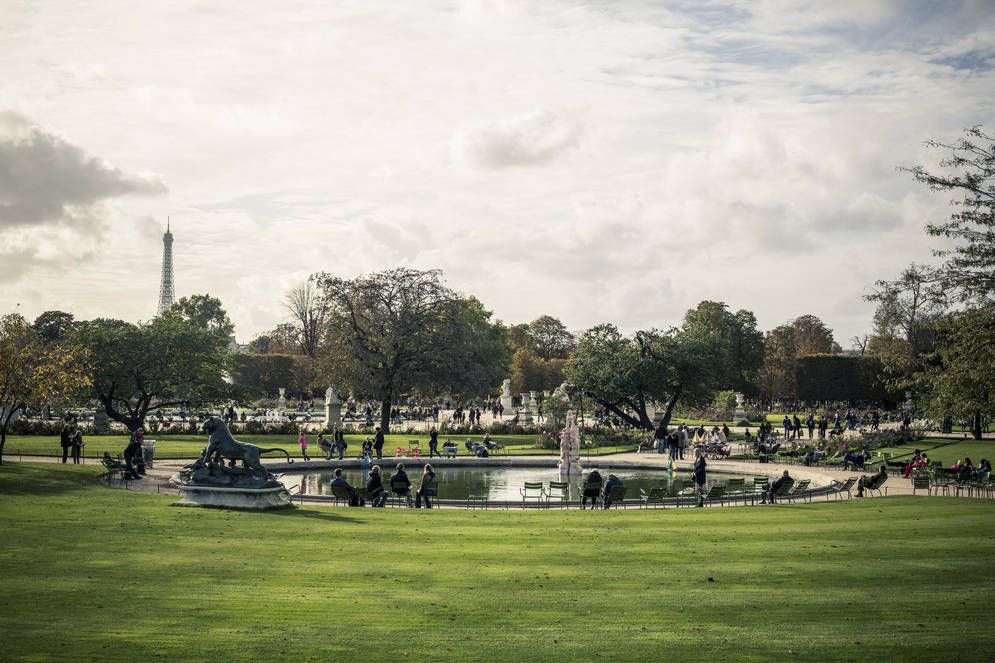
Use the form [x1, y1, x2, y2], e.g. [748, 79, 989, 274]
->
[389, 463, 413, 507]
[977, 458, 992, 478]
[856, 465, 887, 497]
[581, 468, 603, 509]
[843, 449, 869, 471]
[903, 449, 927, 477]
[442, 439, 458, 457]
[366, 465, 388, 507]
[330, 468, 361, 506]
[483, 433, 500, 450]
[601, 473, 623, 509]
[317, 433, 332, 458]
[465, 439, 488, 457]
[761, 470, 793, 504]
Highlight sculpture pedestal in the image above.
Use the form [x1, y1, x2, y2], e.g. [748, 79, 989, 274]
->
[171, 480, 292, 510]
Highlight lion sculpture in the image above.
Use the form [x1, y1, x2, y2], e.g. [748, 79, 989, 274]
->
[201, 417, 293, 474]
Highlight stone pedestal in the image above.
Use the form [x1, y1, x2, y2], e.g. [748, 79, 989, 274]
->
[734, 393, 746, 421]
[277, 387, 287, 412]
[93, 405, 110, 433]
[172, 481, 292, 510]
[324, 386, 342, 427]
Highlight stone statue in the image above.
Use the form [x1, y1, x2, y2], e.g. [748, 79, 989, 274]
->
[325, 385, 342, 426]
[501, 379, 511, 398]
[177, 418, 293, 489]
[558, 410, 583, 476]
[325, 385, 340, 404]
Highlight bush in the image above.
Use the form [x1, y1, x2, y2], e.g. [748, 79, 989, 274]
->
[535, 431, 560, 450]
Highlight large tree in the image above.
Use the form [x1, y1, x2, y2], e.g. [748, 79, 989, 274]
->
[902, 125, 995, 304]
[527, 315, 575, 360]
[168, 294, 235, 342]
[74, 315, 232, 430]
[566, 324, 721, 431]
[32, 311, 76, 345]
[877, 126, 995, 438]
[865, 264, 944, 358]
[314, 268, 507, 432]
[285, 281, 328, 358]
[682, 301, 763, 394]
[0, 314, 90, 464]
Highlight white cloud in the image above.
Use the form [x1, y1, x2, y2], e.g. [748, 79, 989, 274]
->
[0, 0, 993, 344]
[452, 107, 585, 169]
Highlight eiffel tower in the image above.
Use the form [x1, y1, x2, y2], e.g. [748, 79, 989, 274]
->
[157, 219, 175, 315]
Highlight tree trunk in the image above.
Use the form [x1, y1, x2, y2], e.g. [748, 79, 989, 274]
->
[380, 391, 392, 434]
[972, 411, 983, 440]
[657, 388, 683, 434]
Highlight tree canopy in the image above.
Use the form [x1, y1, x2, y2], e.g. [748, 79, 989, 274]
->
[73, 315, 232, 430]
[314, 268, 508, 431]
[566, 324, 721, 431]
[682, 301, 763, 394]
[167, 294, 235, 342]
[0, 314, 90, 464]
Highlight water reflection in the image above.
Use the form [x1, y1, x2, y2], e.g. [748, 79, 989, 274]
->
[282, 466, 752, 502]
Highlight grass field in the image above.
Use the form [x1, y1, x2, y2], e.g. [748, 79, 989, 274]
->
[0, 433, 642, 461]
[2, 463, 995, 662]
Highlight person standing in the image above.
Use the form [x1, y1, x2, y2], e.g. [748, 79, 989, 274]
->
[428, 427, 439, 458]
[654, 421, 667, 454]
[373, 426, 385, 460]
[334, 426, 346, 460]
[806, 413, 815, 439]
[693, 448, 707, 507]
[123, 429, 143, 480]
[298, 431, 310, 461]
[415, 463, 437, 508]
[60, 424, 72, 463]
[71, 430, 84, 464]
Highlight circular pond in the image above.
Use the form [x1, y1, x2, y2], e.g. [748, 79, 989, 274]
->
[282, 465, 760, 502]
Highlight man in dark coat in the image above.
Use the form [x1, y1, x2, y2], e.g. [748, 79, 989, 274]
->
[582, 468, 603, 509]
[123, 429, 143, 480]
[373, 427, 385, 460]
[60, 425, 72, 463]
[602, 473, 623, 509]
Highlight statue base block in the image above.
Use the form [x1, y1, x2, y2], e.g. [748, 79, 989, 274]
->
[171, 480, 292, 510]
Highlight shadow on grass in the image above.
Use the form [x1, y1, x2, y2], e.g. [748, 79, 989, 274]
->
[260, 504, 362, 524]
[0, 462, 102, 497]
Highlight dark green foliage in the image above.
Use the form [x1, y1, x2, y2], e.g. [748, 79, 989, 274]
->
[795, 354, 898, 402]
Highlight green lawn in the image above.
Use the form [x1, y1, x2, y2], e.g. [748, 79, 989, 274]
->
[875, 437, 995, 467]
[0, 433, 637, 461]
[2, 463, 995, 662]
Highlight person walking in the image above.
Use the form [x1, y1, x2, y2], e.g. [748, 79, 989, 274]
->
[429, 427, 440, 458]
[334, 426, 346, 460]
[693, 448, 707, 507]
[71, 430, 84, 464]
[299, 431, 310, 461]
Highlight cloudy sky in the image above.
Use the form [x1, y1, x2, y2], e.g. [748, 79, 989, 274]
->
[2, 0, 993, 345]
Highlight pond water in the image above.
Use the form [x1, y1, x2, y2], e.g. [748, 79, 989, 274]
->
[281, 465, 762, 502]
